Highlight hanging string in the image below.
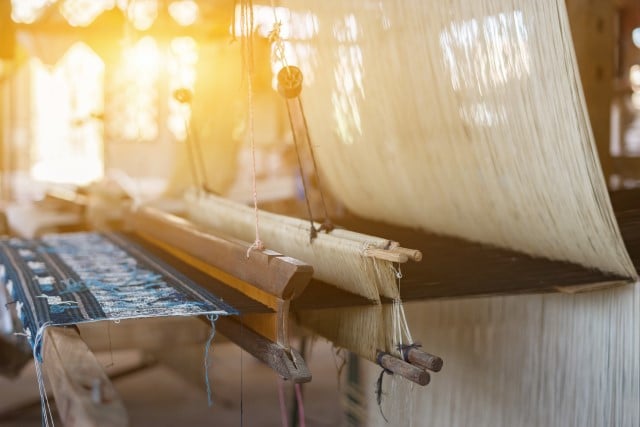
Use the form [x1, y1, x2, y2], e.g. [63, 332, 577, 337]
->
[390, 263, 413, 355]
[33, 323, 55, 427]
[181, 104, 204, 194]
[240, 320, 244, 427]
[204, 314, 218, 407]
[286, 101, 318, 241]
[374, 352, 391, 424]
[190, 118, 211, 192]
[241, 0, 265, 256]
[294, 383, 306, 427]
[106, 321, 114, 368]
[296, 98, 333, 232]
[269, 12, 333, 236]
[277, 377, 289, 427]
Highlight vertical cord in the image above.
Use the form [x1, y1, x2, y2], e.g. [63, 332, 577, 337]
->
[189, 115, 210, 191]
[204, 314, 218, 407]
[34, 323, 55, 427]
[184, 113, 203, 193]
[240, 320, 244, 427]
[297, 98, 332, 227]
[286, 101, 317, 238]
[242, 0, 264, 255]
[277, 377, 289, 427]
[294, 384, 306, 427]
[106, 321, 114, 368]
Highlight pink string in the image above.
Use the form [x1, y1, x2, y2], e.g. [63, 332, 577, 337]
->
[294, 383, 306, 427]
[277, 377, 289, 427]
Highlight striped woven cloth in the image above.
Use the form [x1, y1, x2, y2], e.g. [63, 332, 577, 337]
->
[0, 231, 236, 356]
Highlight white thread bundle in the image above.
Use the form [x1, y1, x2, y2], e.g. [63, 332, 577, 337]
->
[279, 0, 636, 280]
[186, 190, 398, 301]
[364, 285, 640, 427]
[263, 1, 640, 425]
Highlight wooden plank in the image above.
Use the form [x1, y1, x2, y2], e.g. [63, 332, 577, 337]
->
[216, 316, 311, 384]
[43, 327, 128, 427]
[124, 233, 272, 315]
[131, 207, 313, 300]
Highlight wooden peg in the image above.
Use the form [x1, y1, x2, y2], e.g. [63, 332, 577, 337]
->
[376, 351, 430, 386]
[405, 348, 443, 372]
[363, 248, 409, 263]
[390, 247, 423, 262]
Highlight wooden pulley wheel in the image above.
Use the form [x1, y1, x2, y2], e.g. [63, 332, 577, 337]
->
[173, 87, 193, 104]
[277, 66, 303, 98]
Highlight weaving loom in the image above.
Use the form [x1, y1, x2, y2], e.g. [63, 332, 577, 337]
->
[2, 0, 640, 426]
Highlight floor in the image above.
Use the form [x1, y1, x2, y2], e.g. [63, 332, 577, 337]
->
[0, 338, 361, 426]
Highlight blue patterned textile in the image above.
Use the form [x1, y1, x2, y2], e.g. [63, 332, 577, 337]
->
[0, 232, 237, 356]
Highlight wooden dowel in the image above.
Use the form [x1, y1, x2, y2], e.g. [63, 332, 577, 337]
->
[405, 348, 443, 372]
[391, 247, 423, 262]
[376, 351, 430, 386]
[363, 248, 409, 263]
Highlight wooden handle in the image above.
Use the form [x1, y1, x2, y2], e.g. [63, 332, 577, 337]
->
[363, 248, 409, 263]
[376, 351, 430, 386]
[405, 348, 443, 372]
[391, 247, 422, 262]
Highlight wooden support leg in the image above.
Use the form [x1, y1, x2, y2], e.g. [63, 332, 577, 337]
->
[216, 317, 311, 383]
[43, 326, 128, 427]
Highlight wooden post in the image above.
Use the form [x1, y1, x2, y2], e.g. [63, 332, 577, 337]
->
[43, 327, 128, 427]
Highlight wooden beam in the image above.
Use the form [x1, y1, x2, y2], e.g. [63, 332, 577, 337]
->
[43, 327, 128, 427]
[131, 207, 314, 300]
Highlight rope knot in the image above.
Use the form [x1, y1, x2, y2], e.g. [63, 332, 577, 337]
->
[246, 239, 265, 258]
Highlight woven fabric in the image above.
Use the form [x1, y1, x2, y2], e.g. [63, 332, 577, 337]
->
[1, 232, 237, 356]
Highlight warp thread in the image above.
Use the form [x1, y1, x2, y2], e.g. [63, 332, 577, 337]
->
[33, 322, 55, 427]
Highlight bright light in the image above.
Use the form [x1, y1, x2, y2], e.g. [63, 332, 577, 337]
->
[31, 43, 105, 185]
[633, 28, 640, 48]
[59, 0, 115, 27]
[11, 0, 55, 24]
[106, 36, 161, 143]
[630, 65, 640, 90]
[124, 36, 161, 75]
[117, 0, 158, 31]
[168, 0, 198, 27]
[632, 92, 640, 111]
